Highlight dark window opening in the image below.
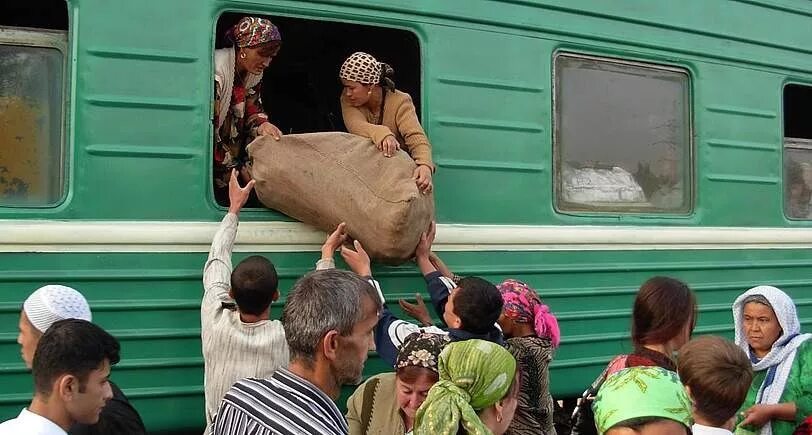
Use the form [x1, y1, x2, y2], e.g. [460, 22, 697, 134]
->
[213, 13, 421, 206]
[784, 84, 812, 140]
[0, 0, 69, 31]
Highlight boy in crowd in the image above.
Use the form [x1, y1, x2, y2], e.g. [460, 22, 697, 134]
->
[319, 221, 504, 367]
[678, 335, 754, 435]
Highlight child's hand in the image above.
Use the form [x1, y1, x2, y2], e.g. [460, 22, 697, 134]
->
[399, 294, 433, 326]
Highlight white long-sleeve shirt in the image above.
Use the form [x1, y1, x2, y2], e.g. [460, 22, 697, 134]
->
[201, 213, 289, 431]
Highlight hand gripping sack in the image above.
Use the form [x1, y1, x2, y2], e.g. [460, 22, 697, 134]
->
[247, 132, 435, 265]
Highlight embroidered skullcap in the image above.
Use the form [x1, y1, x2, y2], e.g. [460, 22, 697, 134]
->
[498, 279, 561, 347]
[396, 332, 450, 373]
[592, 366, 692, 434]
[339, 52, 382, 85]
[228, 17, 282, 48]
[23, 285, 92, 333]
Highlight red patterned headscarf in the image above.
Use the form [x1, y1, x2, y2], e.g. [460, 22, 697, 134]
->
[227, 17, 282, 48]
[498, 279, 561, 347]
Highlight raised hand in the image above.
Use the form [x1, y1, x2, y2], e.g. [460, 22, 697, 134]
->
[399, 294, 433, 326]
[228, 168, 255, 215]
[340, 240, 372, 277]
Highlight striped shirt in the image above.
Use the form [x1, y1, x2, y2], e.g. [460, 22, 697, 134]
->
[212, 368, 348, 435]
[202, 213, 289, 431]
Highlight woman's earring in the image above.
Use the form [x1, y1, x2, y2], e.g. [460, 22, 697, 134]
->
[496, 413, 503, 423]
[239, 51, 247, 59]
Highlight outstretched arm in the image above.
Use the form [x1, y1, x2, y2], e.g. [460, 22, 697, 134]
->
[202, 170, 255, 322]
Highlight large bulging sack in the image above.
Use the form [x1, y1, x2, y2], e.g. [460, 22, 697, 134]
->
[247, 132, 435, 265]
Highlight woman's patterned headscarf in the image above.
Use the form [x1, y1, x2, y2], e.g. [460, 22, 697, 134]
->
[414, 339, 517, 435]
[396, 332, 450, 373]
[339, 52, 382, 85]
[227, 17, 282, 48]
[498, 279, 561, 347]
[592, 366, 692, 435]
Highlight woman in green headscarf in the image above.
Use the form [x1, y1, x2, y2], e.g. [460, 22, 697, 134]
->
[592, 366, 693, 435]
[414, 339, 520, 435]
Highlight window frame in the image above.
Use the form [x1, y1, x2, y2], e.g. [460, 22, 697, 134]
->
[0, 26, 69, 209]
[208, 10, 424, 214]
[782, 81, 812, 221]
[551, 51, 695, 217]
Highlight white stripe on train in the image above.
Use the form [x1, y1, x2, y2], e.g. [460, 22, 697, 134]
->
[1, 220, 812, 252]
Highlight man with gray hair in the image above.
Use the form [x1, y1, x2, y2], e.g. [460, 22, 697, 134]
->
[212, 268, 382, 435]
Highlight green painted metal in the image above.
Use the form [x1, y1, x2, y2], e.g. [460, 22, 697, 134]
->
[1, 0, 811, 432]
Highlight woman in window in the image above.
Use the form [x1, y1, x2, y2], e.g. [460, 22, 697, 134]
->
[213, 16, 283, 203]
[339, 52, 434, 194]
[733, 286, 812, 435]
[346, 332, 449, 435]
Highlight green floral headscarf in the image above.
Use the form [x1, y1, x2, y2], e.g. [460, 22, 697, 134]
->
[592, 366, 692, 434]
[413, 339, 517, 435]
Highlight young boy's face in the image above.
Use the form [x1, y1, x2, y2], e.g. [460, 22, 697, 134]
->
[443, 288, 463, 329]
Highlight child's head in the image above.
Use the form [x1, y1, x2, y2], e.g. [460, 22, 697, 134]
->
[443, 277, 503, 335]
[677, 335, 753, 428]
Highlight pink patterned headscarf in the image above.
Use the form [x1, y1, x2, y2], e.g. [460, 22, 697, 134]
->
[498, 279, 560, 347]
[227, 17, 282, 48]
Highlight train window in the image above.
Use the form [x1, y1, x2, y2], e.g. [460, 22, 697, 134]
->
[0, 28, 67, 207]
[783, 84, 812, 220]
[212, 13, 421, 207]
[553, 54, 692, 214]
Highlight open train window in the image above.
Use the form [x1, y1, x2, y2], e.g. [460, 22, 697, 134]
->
[783, 84, 812, 220]
[553, 53, 692, 214]
[212, 13, 421, 207]
[0, 0, 68, 207]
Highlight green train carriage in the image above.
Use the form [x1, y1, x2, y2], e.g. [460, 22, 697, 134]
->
[1, 0, 811, 432]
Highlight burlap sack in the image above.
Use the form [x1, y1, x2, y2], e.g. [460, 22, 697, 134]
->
[247, 132, 434, 265]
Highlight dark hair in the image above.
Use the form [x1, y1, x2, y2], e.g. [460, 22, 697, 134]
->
[678, 336, 753, 426]
[454, 277, 503, 334]
[396, 365, 439, 384]
[632, 276, 696, 347]
[379, 62, 396, 92]
[282, 269, 381, 363]
[231, 255, 279, 316]
[33, 319, 120, 395]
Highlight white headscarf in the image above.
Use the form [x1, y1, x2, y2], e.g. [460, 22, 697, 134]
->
[23, 285, 92, 333]
[214, 48, 262, 131]
[732, 285, 811, 435]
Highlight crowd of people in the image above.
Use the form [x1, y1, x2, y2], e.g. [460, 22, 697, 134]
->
[3, 168, 811, 435]
[2, 13, 811, 435]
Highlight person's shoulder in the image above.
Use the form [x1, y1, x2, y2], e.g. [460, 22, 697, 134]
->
[391, 90, 414, 104]
[0, 418, 18, 430]
[365, 372, 396, 386]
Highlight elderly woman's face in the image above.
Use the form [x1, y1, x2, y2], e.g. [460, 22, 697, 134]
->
[395, 371, 435, 420]
[341, 79, 372, 107]
[238, 43, 280, 75]
[743, 302, 782, 356]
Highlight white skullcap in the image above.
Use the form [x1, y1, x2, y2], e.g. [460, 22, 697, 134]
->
[23, 285, 92, 333]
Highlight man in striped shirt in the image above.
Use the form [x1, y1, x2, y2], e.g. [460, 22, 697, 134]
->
[212, 267, 382, 435]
